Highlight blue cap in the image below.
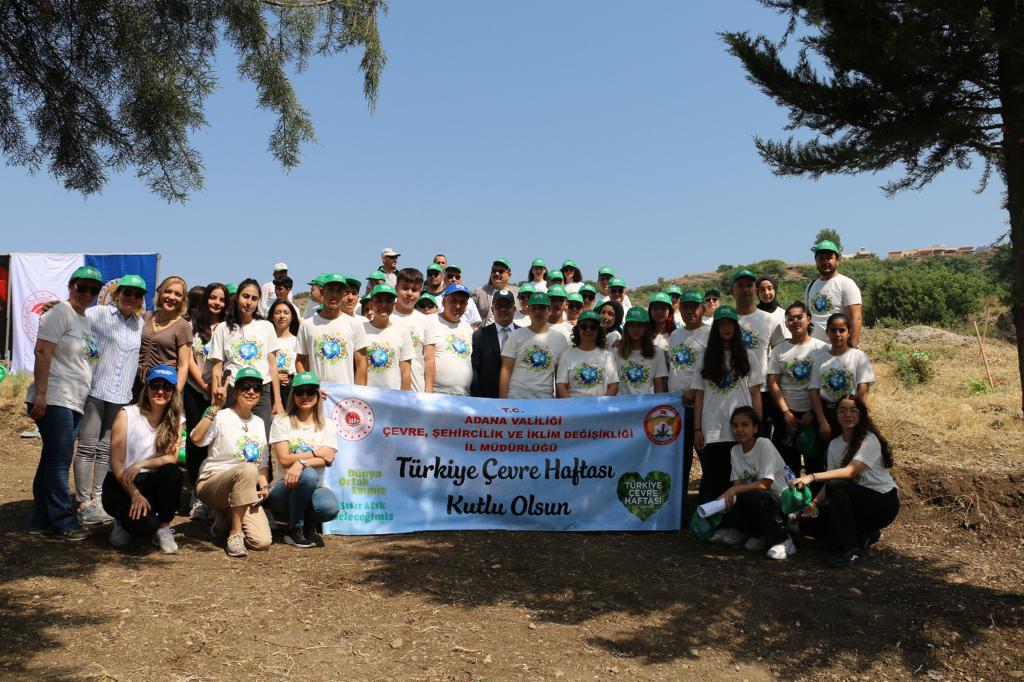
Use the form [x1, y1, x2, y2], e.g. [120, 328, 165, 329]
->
[146, 364, 177, 384]
[443, 283, 471, 297]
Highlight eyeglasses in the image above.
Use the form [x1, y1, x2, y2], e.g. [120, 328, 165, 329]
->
[293, 387, 318, 398]
[578, 323, 599, 332]
[609, 288, 625, 294]
[75, 282, 102, 296]
[785, 314, 805, 322]
[148, 381, 174, 394]
[704, 296, 719, 303]
[236, 382, 261, 394]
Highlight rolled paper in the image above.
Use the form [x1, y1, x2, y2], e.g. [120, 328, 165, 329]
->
[697, 498, 728, 519]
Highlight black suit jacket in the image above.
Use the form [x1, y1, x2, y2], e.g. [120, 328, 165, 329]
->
[471, 322, 517, 398]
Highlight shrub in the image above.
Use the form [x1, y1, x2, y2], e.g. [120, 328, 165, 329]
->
[865, 259, 987, 327]
[889, 350, 934, 388]
[966, 378, 991, 395]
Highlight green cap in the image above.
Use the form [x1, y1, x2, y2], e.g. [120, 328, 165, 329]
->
[781, 485, 814, 516]
[0, 364, 7, 383]
[561, 259, 578, 269]
[579, 283, 597, 295]
[71, 265, 104, 283]
[292, 371, 320, 388]
[567, 292, 584, 304]
[234, 366, 263, 384]
[117, 274, 147, 291]
[344, 275, 362, 289]
[731, 268, 757, 285]
[426, 263, 443, 274]
[445, 264, 462, 274]
[608, 276, 626, 288]
[680, 289, 704, 305]
[705, 287, 720, 298]
[321, 273, 348, 287]
[367, 270, 386, 281]
[531, 258, 547, 268]
[649, 292, 672, 306]
[226, 283, 238, 295]
[360, 295, 371, 305]
[624, 307, 650, 324]
[519, 283, 536, 296]
[714, 305, 739, 322]
[370, 284, 397, 298]
[416, 292, 438, 306]
[307, 274, 326, 287]
[578, 310, 600, 323]
[547, 284, 568, 298]
[690, 509, 723, 541]
[598, 266, 616, 277]
[492, 257, 511, 270]
[813, 239, 840, 255]
[528, 292, 551, 307]
[664, 284, 682, 296]
[547, 270, 564, 282]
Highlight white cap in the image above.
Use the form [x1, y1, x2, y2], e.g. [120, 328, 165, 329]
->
[381, 247, 400, 258]
[273, 262, 288, 272]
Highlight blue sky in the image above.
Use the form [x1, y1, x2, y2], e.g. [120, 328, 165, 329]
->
[1, 2, 1007, 291]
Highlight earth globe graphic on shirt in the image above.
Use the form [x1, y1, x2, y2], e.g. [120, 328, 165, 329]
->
[672, 346, 693, 369]
[813, 294, 831, 314]
[625, 363, 647, 384]
[238, 340, 259, 361]
[240, 438, 261, 463]
[83, 334, 99, 363]
[528, 348, 550, 369]
[369, 347, 390, 369]
[451, 337, 469, 357]
[715, 370, 737, 392]
[292, 441, 314, 454]
[825, 368, 849, 394]
[576, 364, 600, 386]
[321, 338, 342, 360]
[790, 359, 812, 382]
[276, 353, 288, 369]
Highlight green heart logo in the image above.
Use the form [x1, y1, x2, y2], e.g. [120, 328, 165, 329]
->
[617, 471, 672, 521]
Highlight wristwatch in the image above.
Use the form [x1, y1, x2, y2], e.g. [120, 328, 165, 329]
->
[299, 459, 308, 469]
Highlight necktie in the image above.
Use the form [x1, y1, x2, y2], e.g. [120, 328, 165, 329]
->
[499, 326, 509, 350]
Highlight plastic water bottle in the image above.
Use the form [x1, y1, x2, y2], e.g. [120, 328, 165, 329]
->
[783, 465, 797, 486]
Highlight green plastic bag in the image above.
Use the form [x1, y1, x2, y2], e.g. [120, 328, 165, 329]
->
[177, 427, 187, 465]
[689, 509, 723, 541]
[781, 485, 813, 515]
[797, 427, 825, 460]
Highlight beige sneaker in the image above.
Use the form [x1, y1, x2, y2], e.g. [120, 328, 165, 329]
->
[225, 532, 247, 558]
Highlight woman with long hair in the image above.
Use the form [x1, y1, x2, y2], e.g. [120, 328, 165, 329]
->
[269, 299, 300, 395]
[103, 365, 185, 553]
[647, 292, 677, 351]
[555, 311, 617, 397]
[809, 312, 875, 442]
[692, 306, 764, 504]
[265, 372, 340, 548]
[528, 259, 549, 292]
[137, 275, 193, 397]
[791, 395, 898, 567]
[614, 307, 668, 395]
[560, 259, 584, 294]
[596, 299, 624, 349]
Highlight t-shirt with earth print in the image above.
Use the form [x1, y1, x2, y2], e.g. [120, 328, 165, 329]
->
[767, 337, 829, 413]
[296, 313, 368, 385]
[666, 325, 710, 393]
[362, 321, 415, 390]
[502, 327, 570, 399]
[806, 273, 862, 342]
[555, 346, 617, 397]
[809, 347, 875, 405]
[614, 348, 668, 396]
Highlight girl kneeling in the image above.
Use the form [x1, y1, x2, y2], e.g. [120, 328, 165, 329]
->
[266, 372, 340, 548]
[103, 364, 184, 553]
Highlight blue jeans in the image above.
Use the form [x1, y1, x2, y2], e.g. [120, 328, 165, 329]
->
[265, 467, 339, 528]
[31, 405, 83, 532]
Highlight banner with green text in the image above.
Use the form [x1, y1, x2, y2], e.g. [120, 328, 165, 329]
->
[321, 385, 684, 535]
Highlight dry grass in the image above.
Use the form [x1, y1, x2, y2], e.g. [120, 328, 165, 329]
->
[0, 370, 30, 416]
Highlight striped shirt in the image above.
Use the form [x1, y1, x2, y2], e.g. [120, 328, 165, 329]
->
[86, 304, 143, 404]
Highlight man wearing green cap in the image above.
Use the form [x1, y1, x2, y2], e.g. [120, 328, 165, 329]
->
[806, 239, 862, 346]
[472, 258, 519, 325]
[667, 289, 711, 504]
[424, 263, 446, 297]
[363, 284, 413, 390]
[295, 274, 368, 387]
[499, 291, 569, 399]
[302, 274, 327, 320]
[732, 268, 786, 436]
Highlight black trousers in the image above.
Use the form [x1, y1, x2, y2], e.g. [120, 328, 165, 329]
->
[183, 384, 210, 487]
[760, 390, 778, 439]
[697, 441, 735, 504]
[101, 464, 183, 537]
[826, 479, 899, 550]
[723, 489, 788, 546]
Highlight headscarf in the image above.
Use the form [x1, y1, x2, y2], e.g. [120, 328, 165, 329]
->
[756, 275, 780, 313]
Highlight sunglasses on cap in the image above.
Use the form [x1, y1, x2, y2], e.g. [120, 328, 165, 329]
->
[293, 386, 318, 398]
[236, 381, 261, 394]
[75, 282, 102, 296]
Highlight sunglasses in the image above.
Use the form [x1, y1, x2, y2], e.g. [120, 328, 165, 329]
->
[236, 382, 261, 394]
[567, 303, 583, 310]
[578, 323, 599, 332]
[785, 314, 806, 322]
[491, 268, 509, 275]
[148, 381, 174, 394]
[75, 282, 102, 296]
[704, 296, 719, 302]
[581, 293, 596, 301]
[293, 386, 318, 398]
[120, 288, 145, 299]
[446, 273, 461, 280]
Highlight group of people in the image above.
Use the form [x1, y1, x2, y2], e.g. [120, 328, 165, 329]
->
[24, 240, 898, 566]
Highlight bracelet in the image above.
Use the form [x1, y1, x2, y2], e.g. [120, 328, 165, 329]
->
[202, 406, 218, 419]
[810, 474, 816, 482]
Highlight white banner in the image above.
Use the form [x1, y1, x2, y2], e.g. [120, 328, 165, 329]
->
[10, 253, 85, 372]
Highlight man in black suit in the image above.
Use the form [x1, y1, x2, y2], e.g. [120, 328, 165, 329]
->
[471, 290, 518, 398]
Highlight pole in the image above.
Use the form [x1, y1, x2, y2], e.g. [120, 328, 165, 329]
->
[973, 320, 995, 389]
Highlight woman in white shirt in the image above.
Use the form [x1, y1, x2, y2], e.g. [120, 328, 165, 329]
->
[103, 365, 184, 554]
[527, 258, 549, 292]
[265, 372, 339, 548]
[269, 299, 300, 397]
[791, 395, 898, 568]
[555, 311, 618, 397]
[646, 292, 676, 351]
[809, 312, 875, 442]
[615, 307, 669, 395]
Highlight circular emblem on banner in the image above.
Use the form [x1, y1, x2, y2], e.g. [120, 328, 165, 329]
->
[644, 404, 682, 446]
[98, 278, 120, 306]
[332, 397, 375, 442]
[21, 290, 60, 342]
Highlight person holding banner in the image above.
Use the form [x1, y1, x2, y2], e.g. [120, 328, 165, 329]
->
[614, 307, 669, 395]
[190, 366, 272, 558]
[138, 276, 192, 396]
[555, 310, 617, 397]
[74, 274, 147, 527]
[362, 284, 414, 390]
[103, 364, 184, 554]
[26, 265, 104, 539]
[433, 283, 476, 396]
[266, 372, 339, 548]
[500, 291, 570, 399]
[692, 306, 764, 504]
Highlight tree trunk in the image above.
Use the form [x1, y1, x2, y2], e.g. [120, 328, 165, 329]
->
[995, 0, 1024, 414]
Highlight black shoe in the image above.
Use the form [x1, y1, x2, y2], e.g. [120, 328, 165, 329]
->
[827, 547, 864, 568]
[49, 526, 90, 542]
[864, 529, 881, 547]
[284, 526, 314, 549]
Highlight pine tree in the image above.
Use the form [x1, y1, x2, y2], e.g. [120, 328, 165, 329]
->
[722, 1, 1024, 411]
[0, 0, 386, 202]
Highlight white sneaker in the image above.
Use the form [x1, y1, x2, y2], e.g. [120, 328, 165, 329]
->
[225, 532, 247, 558]
[767, 536, 797, 560]
[151, 528, 178, 554]
[710, 528, 748, 547]
[109, 521, 130, 548]
[744, 535, 768, 552]
[189, 501, 209, 521]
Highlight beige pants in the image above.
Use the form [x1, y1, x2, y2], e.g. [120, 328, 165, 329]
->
[196, 463, 271, 550]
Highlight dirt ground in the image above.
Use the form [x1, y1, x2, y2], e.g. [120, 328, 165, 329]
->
[1, 332, 1023, 681]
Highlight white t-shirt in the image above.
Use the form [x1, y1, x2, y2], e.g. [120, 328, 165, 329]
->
[259, 281, 293, 317]
[502, 327, 570, 399]
[764, 306, 791, 340]
[702, 316, 714, 327]
[392, 309, 437, 393]
[694, 348, 765, 444]
[269, 414, 337, 487]
[513, 311, 530, 325]
[275, 334, 298, 375]
[196, 409, 269, 479]
[530, 280, 548, 293]
[737, 308, 785, 382]
[433, 316, 475, 395]
[667, 325, 710, 393]
[730, 438, 789, 498]
[767, 337, 829, 413]
[363, 321, 415, 390]
[550, 321, 574, 343]
[564, 282, 583, 294]
[296, 313, 368, 384]
[595, 293, 633, 310]
[122, 405, 156, 471]
[209, 319, 280, 385]
[605, 329, 621, 348]
[25, 302, 96, 413]
[555, 347, 617, 397]
[826, 432, 897, 494]
[653, 333, 671, 352]
[810, 347, 875, 405]
[806, 273, 862, 341]
[614, 349, 669, 396]
[187, 322, 221, 395]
